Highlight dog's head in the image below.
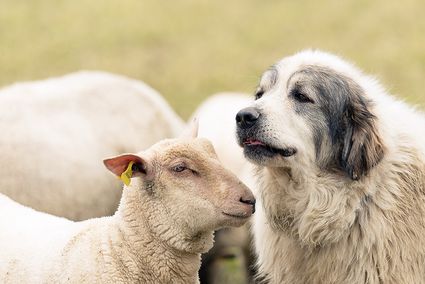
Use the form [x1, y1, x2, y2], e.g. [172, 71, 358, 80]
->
[236, 50, 385, 180]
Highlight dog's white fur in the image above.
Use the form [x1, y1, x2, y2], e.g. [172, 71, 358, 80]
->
[247, 50, 425, 283]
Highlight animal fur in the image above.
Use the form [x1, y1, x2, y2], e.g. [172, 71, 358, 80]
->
[236, 50, 425, 283]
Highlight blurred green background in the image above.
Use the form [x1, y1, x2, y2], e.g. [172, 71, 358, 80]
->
[1, 0, 424, 119]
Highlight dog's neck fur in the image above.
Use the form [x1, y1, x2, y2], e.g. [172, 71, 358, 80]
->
[257, 164, 364, 246]
[253, 142, 425, 283]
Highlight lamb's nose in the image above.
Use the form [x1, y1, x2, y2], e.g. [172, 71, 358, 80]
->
[240, 196, 256, 214]
[236, 107, 260, 129]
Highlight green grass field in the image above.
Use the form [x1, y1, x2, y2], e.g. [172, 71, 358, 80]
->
[1, 0, 424, 118]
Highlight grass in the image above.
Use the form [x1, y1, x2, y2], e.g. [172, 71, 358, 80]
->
[1, 0, 424, 118]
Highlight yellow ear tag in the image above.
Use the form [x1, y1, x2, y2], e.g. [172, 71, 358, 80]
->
[120, 161, 134, 186]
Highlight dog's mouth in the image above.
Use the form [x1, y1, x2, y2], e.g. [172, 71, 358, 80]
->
[242, 138, 297, 158]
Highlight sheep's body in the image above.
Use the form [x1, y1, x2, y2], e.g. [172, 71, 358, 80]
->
[0, 71, 184, 220]
[0, 137, 255, 283]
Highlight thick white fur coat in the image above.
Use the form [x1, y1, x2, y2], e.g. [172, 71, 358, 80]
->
[251, 51, 425, 283]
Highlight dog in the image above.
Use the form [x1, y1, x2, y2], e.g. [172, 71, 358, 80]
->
[236, 50, 425, 284]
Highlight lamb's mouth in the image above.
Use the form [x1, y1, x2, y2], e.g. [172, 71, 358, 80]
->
[242, 139, 297, 158]
[222, 212, 251, 219]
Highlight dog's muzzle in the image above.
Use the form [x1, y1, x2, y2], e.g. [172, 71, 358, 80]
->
[236, 107, 297, 162]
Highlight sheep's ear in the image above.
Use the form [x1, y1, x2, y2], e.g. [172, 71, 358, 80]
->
[341, 94, 384, 180]
[181, 117, 199, 138]
[103, 154, 148, 178]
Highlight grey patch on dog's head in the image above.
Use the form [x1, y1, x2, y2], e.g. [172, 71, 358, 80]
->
[289, 65, 385, 180]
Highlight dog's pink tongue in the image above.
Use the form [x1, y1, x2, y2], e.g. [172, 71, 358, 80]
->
[244, 139, 265, 146]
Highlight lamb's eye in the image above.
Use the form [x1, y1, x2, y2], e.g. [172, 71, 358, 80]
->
[172, 165, 186, 173]
[255, 90, 264, 100]
[291, 90, 314, 104]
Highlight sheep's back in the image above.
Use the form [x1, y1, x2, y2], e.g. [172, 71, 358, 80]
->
[0, 71, 184, 220]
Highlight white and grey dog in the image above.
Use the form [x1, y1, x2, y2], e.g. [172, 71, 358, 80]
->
[236, 50, 425, 284]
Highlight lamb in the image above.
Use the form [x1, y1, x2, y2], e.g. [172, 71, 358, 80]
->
[0, 71, 184, 220]
[0, 129, 255, 283]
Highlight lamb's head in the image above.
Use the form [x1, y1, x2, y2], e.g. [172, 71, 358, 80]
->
[104, 136, 255, 254]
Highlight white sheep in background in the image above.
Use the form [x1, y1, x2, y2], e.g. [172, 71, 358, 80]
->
[0, 71, 184, 220]
[0, 133, 256, 283]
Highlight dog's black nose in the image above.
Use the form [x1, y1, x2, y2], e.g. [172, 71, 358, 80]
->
[236, 107, 260, 129]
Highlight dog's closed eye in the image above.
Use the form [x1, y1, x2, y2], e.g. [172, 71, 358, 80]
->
[290, 89, 314, 104]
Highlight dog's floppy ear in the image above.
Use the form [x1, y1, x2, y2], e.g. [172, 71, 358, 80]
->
[341, 90, 384, 180]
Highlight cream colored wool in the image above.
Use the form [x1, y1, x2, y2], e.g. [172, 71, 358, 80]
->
[0, 136, 255, 283]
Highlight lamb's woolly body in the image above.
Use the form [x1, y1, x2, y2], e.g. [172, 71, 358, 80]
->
[250, 51, 425, 283]
[0, 137, 254, 283]
[0, 192, 199, 284]
[0, 71, 184, 220]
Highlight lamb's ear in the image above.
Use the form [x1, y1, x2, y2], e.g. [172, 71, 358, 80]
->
[341, 93, 384, 180]
[181, 117, 199, 138]
[103, 154, 148, 178]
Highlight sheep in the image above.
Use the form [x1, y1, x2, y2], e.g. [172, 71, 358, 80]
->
[0, 130, 256, 284]
[0, 71, 185, 220]
[189, 93, 257, 283]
